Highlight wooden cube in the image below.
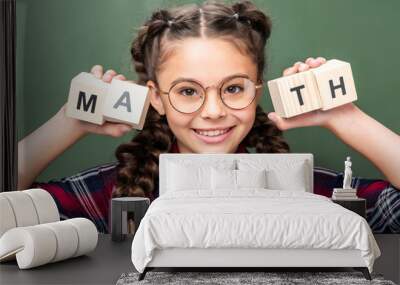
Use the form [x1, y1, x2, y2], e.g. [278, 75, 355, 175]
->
[267, 70, 322, 118]
[102, 78, 150, 130]
[65, 73, 151, 130]
[65, 72, 108, 125]
[267, 59, 358, 118]
[311, 59, 357, 111]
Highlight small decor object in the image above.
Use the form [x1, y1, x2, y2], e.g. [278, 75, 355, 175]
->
[332, 156, 358, 200]
[343, 156, 353, 189]
[110, 197, 150, 242]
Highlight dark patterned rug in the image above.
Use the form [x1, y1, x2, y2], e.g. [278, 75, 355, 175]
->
[116, 271, 396, 285]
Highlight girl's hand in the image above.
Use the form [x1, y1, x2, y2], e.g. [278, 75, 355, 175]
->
[62, 65, 134, 138]
[18, 65, 133, 190]
[267, 57, 360, 131]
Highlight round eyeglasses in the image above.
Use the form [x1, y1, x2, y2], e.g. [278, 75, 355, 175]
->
[155, 75, 263, 114]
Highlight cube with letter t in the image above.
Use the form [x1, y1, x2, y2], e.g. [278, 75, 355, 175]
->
[65, 72, 150, 130]
[267, 59, 358, 118]
[267, 70, 322, 118]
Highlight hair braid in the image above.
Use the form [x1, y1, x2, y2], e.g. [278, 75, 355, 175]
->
[113, 9, 175, 198]
[243, 105, 290, 153]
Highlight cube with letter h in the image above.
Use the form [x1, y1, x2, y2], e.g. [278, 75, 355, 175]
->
[65, 72, 150, 130]
[267, 59, 357, 118]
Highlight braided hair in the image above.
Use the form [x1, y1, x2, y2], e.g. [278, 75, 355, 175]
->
[113, 0, 290, 199]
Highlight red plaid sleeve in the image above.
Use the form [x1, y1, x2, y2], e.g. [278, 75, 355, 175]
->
[29, 162, 119, 233]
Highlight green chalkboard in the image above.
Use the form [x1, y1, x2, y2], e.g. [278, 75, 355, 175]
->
[16, 0, 399, 183]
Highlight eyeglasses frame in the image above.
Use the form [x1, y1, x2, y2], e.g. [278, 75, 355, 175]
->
[154, 75, 263, 114]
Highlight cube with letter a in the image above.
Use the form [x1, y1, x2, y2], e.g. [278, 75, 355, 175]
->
[267, 70, 322, 118]
[65, 72, 108, 125]
[311, 59, 357, 110]
[102, 78, 150, 130]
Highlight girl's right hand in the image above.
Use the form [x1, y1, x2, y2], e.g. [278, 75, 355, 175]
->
[63, 65, 134, 138]
[18, 65, 133, 190]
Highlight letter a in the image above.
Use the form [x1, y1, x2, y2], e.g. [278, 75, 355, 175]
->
[113, 91, 132, 112]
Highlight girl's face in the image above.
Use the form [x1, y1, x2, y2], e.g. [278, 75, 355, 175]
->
[147, 37, 262, 153]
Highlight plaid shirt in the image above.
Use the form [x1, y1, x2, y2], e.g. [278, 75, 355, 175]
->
[31, 141, 400, 234]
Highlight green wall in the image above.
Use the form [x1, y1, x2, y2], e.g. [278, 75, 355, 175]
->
[16, 0, 399, 182]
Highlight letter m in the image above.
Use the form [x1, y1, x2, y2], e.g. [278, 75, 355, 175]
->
[77, 91, 97, 113]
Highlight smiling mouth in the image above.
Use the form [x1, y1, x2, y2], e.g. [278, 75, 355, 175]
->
[192, 126, 234, 137]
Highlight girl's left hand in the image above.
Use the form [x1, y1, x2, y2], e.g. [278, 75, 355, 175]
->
[267, 57, 359, 131]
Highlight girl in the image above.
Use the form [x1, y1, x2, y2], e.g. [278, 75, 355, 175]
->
[18, 0, 400, 234]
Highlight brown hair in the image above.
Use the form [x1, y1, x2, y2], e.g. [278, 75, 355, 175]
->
[112, 0, 290, 199]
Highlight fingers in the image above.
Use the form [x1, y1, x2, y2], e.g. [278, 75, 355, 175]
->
[102, 69, 117, 83]
[282, 66, 297, 76]
[89, 65, 126, 83]
[90, 65, 103, 79]
[282, 56, 327, 77]
[114, 74, 126, 81]
[306, 56, 326, 68]
[316, 56, 327, 64]
[267, 112, 290, 131]
[103, 71, 126, 83]
[298, 63, 310, 72]
[293, 61, 303, 67]
[101, 123, 132, 138]
[85, 122, 133, 138]
[283, 63, 308, 76]
[267, 110, 326, 131]
[267, 111, 302, 131]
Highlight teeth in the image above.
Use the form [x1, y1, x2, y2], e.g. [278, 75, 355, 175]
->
[195, 128, 230, 137]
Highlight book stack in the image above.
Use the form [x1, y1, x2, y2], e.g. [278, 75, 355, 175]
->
[332, 188, 358, 200]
